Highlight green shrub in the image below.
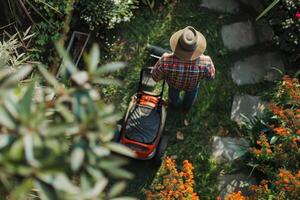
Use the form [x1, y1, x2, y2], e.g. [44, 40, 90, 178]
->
[76, 0, 138, 30]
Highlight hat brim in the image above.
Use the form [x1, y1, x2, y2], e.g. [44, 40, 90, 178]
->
[170, 29, 207, 61]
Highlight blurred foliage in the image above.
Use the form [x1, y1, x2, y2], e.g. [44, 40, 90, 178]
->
[0, 40, 136, 199]
[76, 0, 138, 30]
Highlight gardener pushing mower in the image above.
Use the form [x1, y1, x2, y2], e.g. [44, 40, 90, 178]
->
[152, 26, 215, 112]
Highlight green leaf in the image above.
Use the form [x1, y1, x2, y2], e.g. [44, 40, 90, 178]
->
[270, 136, 279, 145]
[35, 179, 58, 200]
[105, 167, 133, 179]
[4, 97, 18, 119]
[88, 44, 100, 73]
[19, 83, 35, 121]
[55, 104, 75, 123]
[96, 62, 126, 74]
[71, 145, 85, 172]
[80, 174, 92, 191]
[8, 139, 24, 161]
[92, 78, 122, 86]
[52, 174, 79, 194]
[9, 178, 34, 200]
[256, 0, 280, 21]
[106, 142, 135, 158]
[86, 166, 104, 180]
[81, 178, 108, 199]
[0, 134, 12, 149]
[38, 64, 60, 87]
[46, 124, 74, 136]
[24, 134, 40, 167]
[108, 181, 127, 198]
[0, 106, 16, 129]
[2, 65, 33, 87]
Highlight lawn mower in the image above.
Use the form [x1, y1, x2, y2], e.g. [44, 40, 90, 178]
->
[116, 45, 170, 163]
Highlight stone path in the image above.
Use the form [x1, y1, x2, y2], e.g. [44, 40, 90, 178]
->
[232, 52, 284, 85]
[218, 172, 258, 198]
[221, 21, 256, 50]
[211, 136, 249, 163]
[200, 0, 239, 14]
[205, 0, 285, 198]
[231, 95, 266, 125]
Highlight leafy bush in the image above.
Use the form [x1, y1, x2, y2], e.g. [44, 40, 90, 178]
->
[146, 157, 199, 200]
[29, 0, 72, 64]
[76, 0, 138, 30]
[0, 27, 34, 68]
[0, 41, 136, 199]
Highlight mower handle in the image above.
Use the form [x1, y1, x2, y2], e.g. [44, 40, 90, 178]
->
[146, 44, 171, 57]
[138, 67, 165, 98]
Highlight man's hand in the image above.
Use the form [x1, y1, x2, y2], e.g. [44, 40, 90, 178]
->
[162, 52, 172, 57]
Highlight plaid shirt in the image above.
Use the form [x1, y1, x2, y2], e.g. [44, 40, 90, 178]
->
[152, 54, 215, 91]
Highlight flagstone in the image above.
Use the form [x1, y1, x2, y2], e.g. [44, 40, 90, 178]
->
[200, 0, 239, 14]
[239, 0, 264, 12]
[211, 136, 249, 164]
[231, 95, 267, 125]
[231, 52, 284, 85]
[221, 21, 256, 50]
[218, 172, 257, 198]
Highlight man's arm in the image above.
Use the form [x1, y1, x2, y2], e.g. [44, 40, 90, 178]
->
[205, 57, 215, 80]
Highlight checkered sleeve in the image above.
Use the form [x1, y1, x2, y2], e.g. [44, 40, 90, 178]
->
[205, 57, 216, 80]
[151, 57, 164, 82]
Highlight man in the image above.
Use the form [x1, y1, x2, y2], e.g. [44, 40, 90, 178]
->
[152, 26, 215, 111]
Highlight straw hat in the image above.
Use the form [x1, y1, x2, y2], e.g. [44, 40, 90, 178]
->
[170, 26, 206, 61]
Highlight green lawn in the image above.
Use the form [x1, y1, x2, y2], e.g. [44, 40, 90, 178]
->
[103, 1, 276, 199]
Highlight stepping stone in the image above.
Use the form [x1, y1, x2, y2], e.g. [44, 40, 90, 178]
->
[218, 172, 257, 198]
[231, 52, 284, 85]
[238, 0, 264, 12]
[200, 0, 239, 14]
[231, 95, 266, 126]
[221, 21, 256, 50]
[211, 136, 249, 164]
[255, 20, 274, 42]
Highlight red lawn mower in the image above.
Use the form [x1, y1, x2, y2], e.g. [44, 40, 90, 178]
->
[116, 45, 170, 163]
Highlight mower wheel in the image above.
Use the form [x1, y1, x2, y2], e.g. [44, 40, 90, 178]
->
[153, 135, 169, 165]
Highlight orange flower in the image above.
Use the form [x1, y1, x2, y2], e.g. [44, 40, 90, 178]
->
[146, 157, 200, 200]
[273, 127, 291, 136]
[225, 191, 247, 200]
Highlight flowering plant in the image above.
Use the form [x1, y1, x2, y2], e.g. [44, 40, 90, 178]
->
[266, 0, 300, 66]
[146, 157, 199, 200]
[236, 75, 300, 198]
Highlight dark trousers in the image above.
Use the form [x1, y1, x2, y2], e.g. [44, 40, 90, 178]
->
[168, 85, 199, 110]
